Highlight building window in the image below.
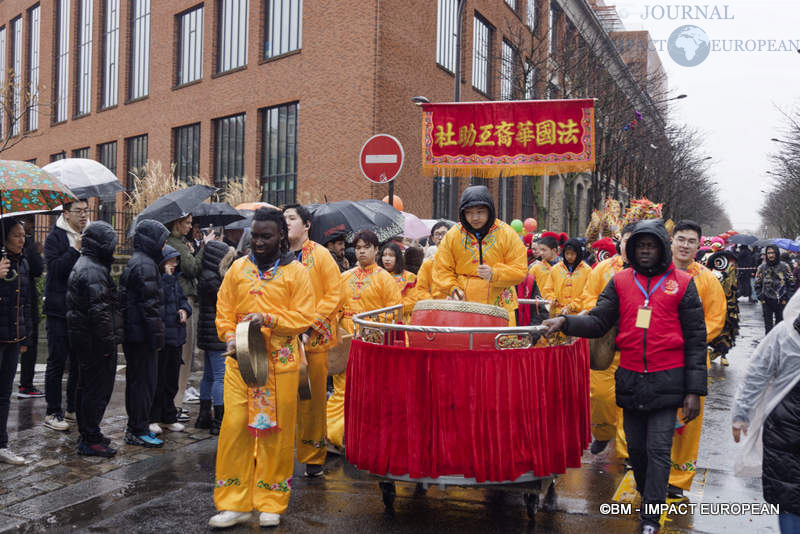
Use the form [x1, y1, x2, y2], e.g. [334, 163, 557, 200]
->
[174, 123, 201, 182]
[433, 176, 457, 220]
[214, 113, 245, 185]
[98, 141, 118, 220]
[436, 0, 457, 73]
[55, 0, 70, 123]
[505, 0, 517, 11]
[521, 176, 535, 218]
[77, 0, 93, 116]
[27, 5, 40, 132]
[264, 0, 302, 59]
[500, 40, 515, 100]
[73, 147, 90, 158]
[102, 0, 120, 108]
[177, 6, 204, 85]
[260, 103, 297, 205]
[129, 0, 151, 101]
[526, 0, 536, 29]
[472, 15, 491, 95]
[549, 1, 557, 56]
[525, 61, 535, 99]
[471, 177, 489, 187]
[51, 151, 66, 162]
[0, 27, 5, 137]
[10, 17, 22, 137]
[217, 0, 248, 73]
[126, 134, 148, 190]
[498, 177, 515, 221]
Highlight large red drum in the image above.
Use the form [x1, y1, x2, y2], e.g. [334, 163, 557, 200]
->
[407, 300, 508, 350]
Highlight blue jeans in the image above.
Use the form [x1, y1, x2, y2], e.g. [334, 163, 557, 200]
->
[780, 512, 800, 534]
[199, 350, 225, 405]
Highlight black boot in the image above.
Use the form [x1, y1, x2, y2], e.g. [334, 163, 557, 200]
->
[195, 400, 212, 429]
[210, 405, 224, 435]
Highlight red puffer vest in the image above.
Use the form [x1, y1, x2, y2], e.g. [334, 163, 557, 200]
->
[613, 264, 692, 373]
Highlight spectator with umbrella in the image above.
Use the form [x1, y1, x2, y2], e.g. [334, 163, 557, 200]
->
[16, 215, 44, 399]
[322, 231, 349, 272]
[755, 245, 796, 333]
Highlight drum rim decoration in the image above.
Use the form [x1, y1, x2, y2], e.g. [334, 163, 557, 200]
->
[412, 299, 509, 320]
[236, 320, 269, 387]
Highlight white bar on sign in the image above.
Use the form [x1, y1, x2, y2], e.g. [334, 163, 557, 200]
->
[365, 154, 397, 164]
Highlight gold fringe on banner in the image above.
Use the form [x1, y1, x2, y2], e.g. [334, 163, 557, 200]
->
[422, 162, 595, 178]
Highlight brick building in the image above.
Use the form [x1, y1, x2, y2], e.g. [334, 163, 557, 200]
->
[0, 0, 660, 235]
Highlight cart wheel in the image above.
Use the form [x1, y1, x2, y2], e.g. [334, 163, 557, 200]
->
[523, 492, 538, 519]
[379, 481, 396, 509]
[542, 480, 557, 512]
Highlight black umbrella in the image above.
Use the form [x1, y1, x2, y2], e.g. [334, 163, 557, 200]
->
[129, 184, 217, 236]
[752, 238, 775, 248]
[728, 234, 758, 246]
[308, 199, 404, 244]
[224, 210, 254, 230]
[191, 202, 244, 228]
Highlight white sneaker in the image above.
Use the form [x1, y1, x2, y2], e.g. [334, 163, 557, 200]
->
[259, 512, 280, 527]
[208, 510, 251, 528]
[64, 411, 77, 423]
[183, 390, 200, 404]
[164, 422, 185, 432]
[44, 414, 70, 431]
[0, 448, 25, 465]
[149, 423, 163, 435]
[187, 386, 200, 397]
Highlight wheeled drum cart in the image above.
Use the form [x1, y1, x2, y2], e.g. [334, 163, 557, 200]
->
[344, 301, 591, 524]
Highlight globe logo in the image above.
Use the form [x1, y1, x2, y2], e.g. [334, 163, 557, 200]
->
[668, 25, 711, 67]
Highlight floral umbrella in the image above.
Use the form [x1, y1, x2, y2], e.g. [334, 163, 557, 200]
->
[0, 160, 77, 278]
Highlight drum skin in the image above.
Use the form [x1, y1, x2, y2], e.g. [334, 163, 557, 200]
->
[407, 300, 508, 350]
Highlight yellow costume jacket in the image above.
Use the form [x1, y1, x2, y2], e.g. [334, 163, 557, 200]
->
[685, 261, 727, 342]
[297, 239, 342, 352]
[413, 258, 434, 302]
[580, 255, 626, 311]
[392, 270, 418, 318]
[216, 255, 315, 372]
[432, 221, 527, 315]
[340, 263, 403, 334]
[542, 261, 592, 314]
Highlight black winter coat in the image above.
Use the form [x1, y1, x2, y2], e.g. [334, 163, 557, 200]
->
[562, 220, 708, 411]
[0, 252, 32, 345]
[197, 240, 234, 351]
[162, 273, 191, 348]
[120, 220, 170, 350]
[43, 224, 81, 322]
[23, 234, 43, 325]
[762, 377, 800, 515]
[66, 222, 123, 356]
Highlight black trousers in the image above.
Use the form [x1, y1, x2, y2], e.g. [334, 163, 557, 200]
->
[124, 342, 159, 436]
[623, 406, 677, 526]
[18, 318, 39, 389]
[45, 317, 78, 416]
[149, 345, 182, 424]
[76, 350, 117, 445]
[0, 344, 20, 449]
[762, 298, 785, 333]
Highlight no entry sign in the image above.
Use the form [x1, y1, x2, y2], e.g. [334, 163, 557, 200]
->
[359, 134, 404, 184]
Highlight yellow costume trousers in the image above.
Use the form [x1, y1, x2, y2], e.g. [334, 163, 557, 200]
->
[616, 406, 628, 460]
[590, 352, 620, 442]
[668, 353, 710, 490]
[215, 358, 299, 514]
[296, 350, 329, 464]
[326, 371, 346, 449]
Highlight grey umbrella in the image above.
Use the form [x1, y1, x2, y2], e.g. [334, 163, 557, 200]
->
[191, 202, 244, 227]
[728, 234, 758, 246]
[128, 184, 217, 236]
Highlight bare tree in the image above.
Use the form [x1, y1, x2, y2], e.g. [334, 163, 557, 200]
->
[0, 70, 46, 155]
[760, 107, 800, 237]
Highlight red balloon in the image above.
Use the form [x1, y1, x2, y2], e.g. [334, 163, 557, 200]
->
[382, 195, 404, 211]
[523, 218, 538, 233]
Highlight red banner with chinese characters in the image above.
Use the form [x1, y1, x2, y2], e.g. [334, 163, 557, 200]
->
[421, 99, 595, 178]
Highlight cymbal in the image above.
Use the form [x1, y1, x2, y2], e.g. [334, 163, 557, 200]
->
[236, 320, 269, 387]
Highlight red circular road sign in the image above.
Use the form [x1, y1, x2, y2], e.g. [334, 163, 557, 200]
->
[359, 134, 404, 184]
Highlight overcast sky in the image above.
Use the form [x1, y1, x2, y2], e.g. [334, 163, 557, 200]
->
[615, 0, 800, 232]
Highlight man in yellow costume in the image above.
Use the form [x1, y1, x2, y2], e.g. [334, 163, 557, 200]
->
[529, 232, 561, 295]
[542, 238, 592, 315]
[579, 224, 635, 457]
[433, 186, 527, 324]
[283, 205, 341, 478]
[667, 220, 726, 499]
[326, 230, 401, 452]
[210, 208, 315, 529]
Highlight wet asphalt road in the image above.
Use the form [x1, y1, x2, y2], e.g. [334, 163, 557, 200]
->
[0, 300, 782, 533]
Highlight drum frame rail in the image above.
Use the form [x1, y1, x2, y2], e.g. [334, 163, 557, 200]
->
[349, 299, 560, 521]
[352, 299, 551, 350]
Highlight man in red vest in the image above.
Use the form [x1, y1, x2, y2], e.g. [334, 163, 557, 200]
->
[543, 219, 707, 534]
